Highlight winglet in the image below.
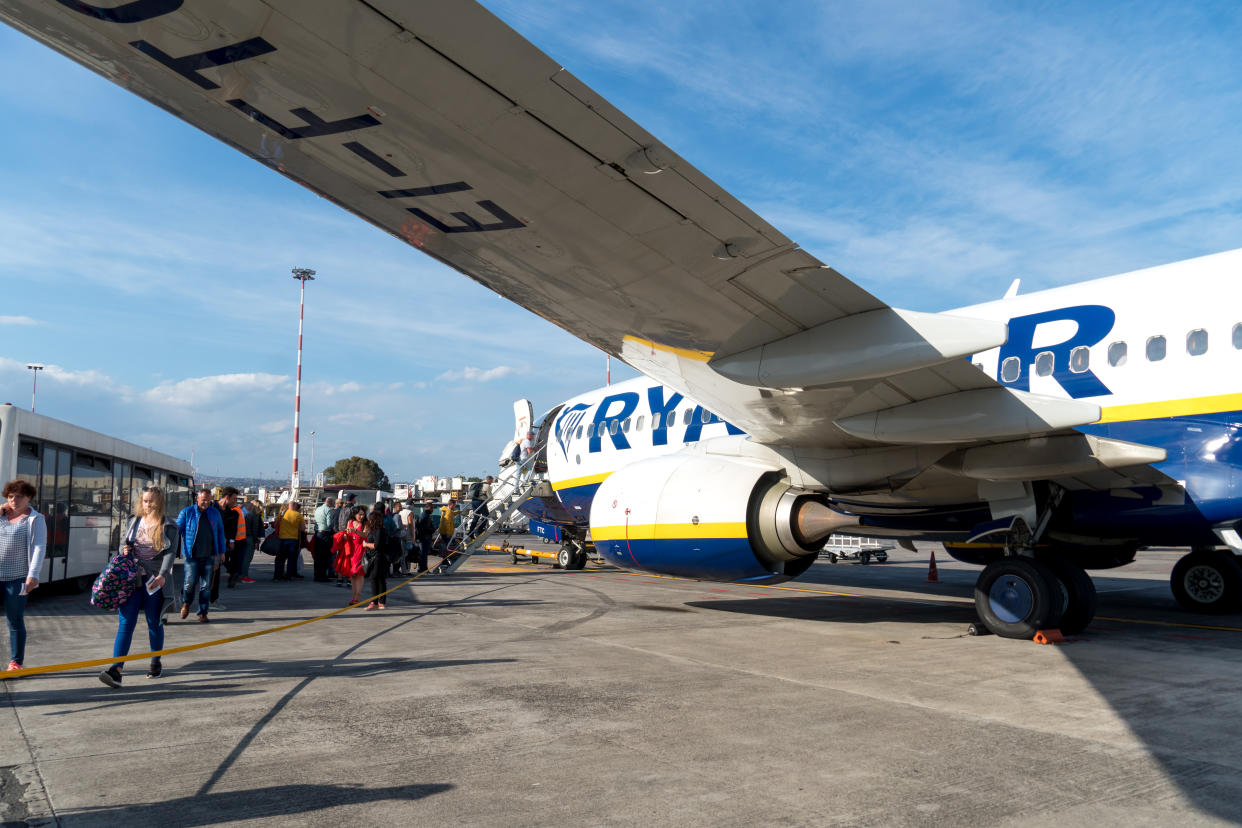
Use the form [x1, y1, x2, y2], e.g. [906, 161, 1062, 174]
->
[1004, 278, 1021, 299]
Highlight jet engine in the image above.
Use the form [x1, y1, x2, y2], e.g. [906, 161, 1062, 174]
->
[589, 454, 856, 583]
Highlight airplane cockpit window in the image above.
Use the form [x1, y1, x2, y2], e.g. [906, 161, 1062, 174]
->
[636, 416, 645, 431]
[1187, 328, 1208, 356]
[1108, 341, 1127, 367]
[1000, 356, 1021, 382]
[683, 408, 693, 426]
[1233, 323, 1242, 349]
[1034, 351, 1054, 377]
[622, 418, 631, 433]
[1069, 346, 1090, 373]
[1146, 335, 1167, 362]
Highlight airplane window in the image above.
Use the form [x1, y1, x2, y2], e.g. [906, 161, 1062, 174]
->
[1000, 356, 1020, 383]
[1108, 341, 1127, 367]
[1146, 335, 1166, 362]
[598, 422, 607, 437]
[1069, 346, 1090, 373]
[1187, 328, 1208, 356]
[1234, 323, 1242, 349]
[973, 362, 985, 371]
[700, 408, 711, 424]
[636, 415, 645, 431]
[609, 420, 619, 436]
[1034, 351, 1054, 377]
[683, 408, 693, 426]
[575, 426, 582, 440]
[652, 413, 662, 429]
[622, 418, 631, 433]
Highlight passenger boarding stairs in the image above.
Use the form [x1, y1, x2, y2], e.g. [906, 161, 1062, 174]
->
[437, 448, 547, 574]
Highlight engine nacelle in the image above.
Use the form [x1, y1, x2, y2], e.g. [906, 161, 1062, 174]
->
[589, 454, 856, 583]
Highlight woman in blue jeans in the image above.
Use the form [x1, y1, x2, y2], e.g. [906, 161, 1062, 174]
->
[1, 479, 46, 672]
[99, 487, 180, 687]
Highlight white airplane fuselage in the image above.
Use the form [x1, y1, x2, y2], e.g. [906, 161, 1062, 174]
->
[523, 248, 1242, 578]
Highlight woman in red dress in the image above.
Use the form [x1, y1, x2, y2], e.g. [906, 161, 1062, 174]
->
[332, 506, 368, 605]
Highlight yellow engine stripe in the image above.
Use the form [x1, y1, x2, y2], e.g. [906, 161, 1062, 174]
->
[1097, 392, 1242, 424]
[592, 522, 748, 541]
[551, 471, 612, 492]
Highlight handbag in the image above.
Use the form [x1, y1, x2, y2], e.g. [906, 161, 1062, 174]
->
[260, 532, 280, 556]
[91, 520, 143, 611]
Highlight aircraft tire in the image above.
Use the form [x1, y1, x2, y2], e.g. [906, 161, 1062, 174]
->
[974, 557, 1063, 640]
[1036, 553, 1097, 635]
[1171, 550, 1242, 614]
[571, 551, 587, 570]
[556, 546, 572, 569]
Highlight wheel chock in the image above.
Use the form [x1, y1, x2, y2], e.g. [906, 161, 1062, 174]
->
[1032, 629, 1064, 645]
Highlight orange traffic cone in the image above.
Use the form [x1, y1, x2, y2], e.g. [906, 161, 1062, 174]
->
[926, 548, 939, 583]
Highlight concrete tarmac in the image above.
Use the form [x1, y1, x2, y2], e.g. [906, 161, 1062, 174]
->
[3, 541, 1242, 826]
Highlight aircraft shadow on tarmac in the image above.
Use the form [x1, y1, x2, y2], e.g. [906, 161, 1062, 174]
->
[688, 587, 1242, 821]
[8, 658, 514, 712]
[54, 781, 454, 827]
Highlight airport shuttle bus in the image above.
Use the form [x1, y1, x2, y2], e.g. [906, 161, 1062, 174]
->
[0, 404, 194, 587]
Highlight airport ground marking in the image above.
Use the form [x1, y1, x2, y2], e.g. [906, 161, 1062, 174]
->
[3, 566, 441, 680]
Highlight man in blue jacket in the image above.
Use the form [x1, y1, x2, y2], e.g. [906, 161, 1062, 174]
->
[176, 487, 227, 622]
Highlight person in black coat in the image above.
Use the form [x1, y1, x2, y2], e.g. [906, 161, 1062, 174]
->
[362, 508, 390, 610]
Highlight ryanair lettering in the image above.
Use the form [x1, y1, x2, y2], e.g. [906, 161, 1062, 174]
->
[553, 385, 745, 459]
[60, 0, 525, 236]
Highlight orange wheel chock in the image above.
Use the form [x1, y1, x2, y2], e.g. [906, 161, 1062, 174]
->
[1033, 629, 1064, 645]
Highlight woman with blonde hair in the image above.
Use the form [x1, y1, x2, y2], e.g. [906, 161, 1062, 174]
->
[99, 486, 180, 687]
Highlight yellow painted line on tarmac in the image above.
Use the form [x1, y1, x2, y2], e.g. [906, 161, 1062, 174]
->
[3, 568, 438, 681]
[1094, 615, 1242, 633]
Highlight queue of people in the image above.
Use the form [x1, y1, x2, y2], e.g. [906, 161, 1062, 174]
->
[1, 478, 466, 682]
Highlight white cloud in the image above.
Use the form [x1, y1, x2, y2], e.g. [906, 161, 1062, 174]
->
[258, 419, 289, 434]
[328, 412, 376, 424]
[435, 365, 522, 383]
[0, 315, 39, 326]
[140, 373, 289, 408]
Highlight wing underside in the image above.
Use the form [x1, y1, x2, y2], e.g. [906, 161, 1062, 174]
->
[0, 0, 1166, 491]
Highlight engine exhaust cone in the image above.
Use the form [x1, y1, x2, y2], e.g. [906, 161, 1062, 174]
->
[793, 500, 859, 546]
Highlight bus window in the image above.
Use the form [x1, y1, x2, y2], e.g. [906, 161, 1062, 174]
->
[71, 453, 110, 517]
[40, 446, 71, 560]
[113, 461, 132, 525]
[1146, 335, 1167, 362]
[131, 465, 153, 516]
[16, 440, 39, 493]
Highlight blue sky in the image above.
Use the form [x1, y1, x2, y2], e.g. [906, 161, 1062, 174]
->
[2, 1, 1242, 481]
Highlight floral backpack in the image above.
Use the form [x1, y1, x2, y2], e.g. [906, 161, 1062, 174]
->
[90, 521, 143, 611]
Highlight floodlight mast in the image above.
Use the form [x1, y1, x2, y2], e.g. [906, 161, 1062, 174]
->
[26, 364, 43, 413]
[291, 267, 316, 499]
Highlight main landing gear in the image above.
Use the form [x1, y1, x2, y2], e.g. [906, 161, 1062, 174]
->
[1170, 548, 1242, 614]
[973, 552, 1097, 640]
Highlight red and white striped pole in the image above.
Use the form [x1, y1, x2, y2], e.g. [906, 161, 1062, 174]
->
[291, 267, 316, 498]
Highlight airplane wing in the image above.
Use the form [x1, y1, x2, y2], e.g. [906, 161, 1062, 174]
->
[0, 0, 1158, 487]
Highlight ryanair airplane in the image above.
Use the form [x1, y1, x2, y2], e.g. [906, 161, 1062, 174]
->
[5, 1, 1239, 638]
